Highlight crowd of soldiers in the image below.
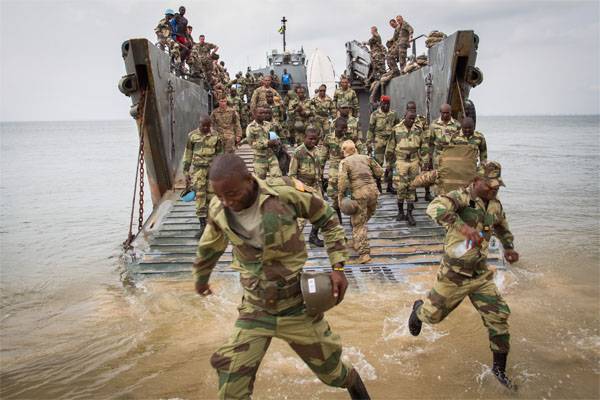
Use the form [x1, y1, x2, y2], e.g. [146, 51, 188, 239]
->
[175, 11, 520, 400]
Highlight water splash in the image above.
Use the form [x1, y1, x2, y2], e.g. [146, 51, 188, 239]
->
[342, 346, 377, 380]
[382, 307, 448, 342]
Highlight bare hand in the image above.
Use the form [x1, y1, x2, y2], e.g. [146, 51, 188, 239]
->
[195, 282, 213, 296]
[330, 268, 348, 304]
[459, 224, 482, 248]
[504, 249, 519, 264]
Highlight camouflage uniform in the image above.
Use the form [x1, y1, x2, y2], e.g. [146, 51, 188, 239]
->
[182, 128, 224, 217]
[289, 143, 323, 230]
[417, 171, 514, 354]
[333, 87, 359, 117]
[332, 115, 367, 155]
[194, 176, 354, 399]
[190, 41, 217, 79]
[287, 97, 313, 145]
[250, 86, 281, 115]
[311, 95, 336, 138]
[368, 32, 387, 79]
[210, 106, 242, 153]
[387, 121, 430, 202]
[337, 154, 383, 257]
[228, 94, 246, 129]
[246, 120, 282, 179]
[320, 130, 360, 210]
[397, 21, 414, 71]
[367, 107, 400, 166]
[386, 26, 401, 73]
[430, 117, 462, 168]
[460, 130, 488, 164]
[154, 17, 172, 51]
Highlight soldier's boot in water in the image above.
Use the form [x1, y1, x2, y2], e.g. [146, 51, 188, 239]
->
[375, 178, 383, 194]
[385, 169, 396, 194]
[197, 217, 207, 239]
[308, 226, 324, 247]
[396, 201, 405, 221]
[406, 202, 416, 226]
[335, 207, 343, 225]
[424, 187, 434, 202]
[347, 369, 371, 400]
[408, 299, 424, 336]
[492, 352, 518, 391]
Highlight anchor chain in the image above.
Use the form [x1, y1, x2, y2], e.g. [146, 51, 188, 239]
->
[168, 80, 176, 158]
[425, 72, 433, 126]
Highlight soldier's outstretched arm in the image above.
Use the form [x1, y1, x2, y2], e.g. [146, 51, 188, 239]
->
[193, 218, 229, 295]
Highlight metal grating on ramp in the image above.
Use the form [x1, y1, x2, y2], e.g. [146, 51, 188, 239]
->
[127, 144, 504, 282]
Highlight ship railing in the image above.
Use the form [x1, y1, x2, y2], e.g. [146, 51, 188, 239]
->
[410, 34, 427, 59]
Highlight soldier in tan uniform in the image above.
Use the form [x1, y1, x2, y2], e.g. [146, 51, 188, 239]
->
[430, 103, 462, 168]
[367, 96, 400, 193]
[337, 140, 383, 264]
[182, 116, 224, 236]
[289, 128, 325, 247]
[459, 117, 488, 164]
[210, 96, 242, 153]
[333, 77, 359, 117]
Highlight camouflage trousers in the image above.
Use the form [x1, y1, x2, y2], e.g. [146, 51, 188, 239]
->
[374, 134, 394, 170]
[395, 158, 420, 201]
[298, 185, 323, 232]
[191, 168, 213, 217]
[313, 117, 331, 139]
[386, 44, 400, 72]
[326, 163, 340, 209]
[210, 301, 354, 399]
[253, 156, 282, 180]
[416, 265, 511, 353]
[350, 193, 378, 256]
[221, 132, 237, 154]
[371, 51, 386, 78]
[398, 45, 408, 71]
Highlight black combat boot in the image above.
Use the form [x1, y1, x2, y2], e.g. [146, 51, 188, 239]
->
[335, 207, 343, 225]
[406, 202, 416, 226]
[424, 187, 434, 202]
[375, 178, 383, 194]
[396, 201, 405, 221]
[385, 169, 396, 194]
[347, 369, 371, 400]
[308, 226, 324, 247]
[492, 352, 517, 391]
[408, 299, 424, 336]
[197, 217, 207, 239]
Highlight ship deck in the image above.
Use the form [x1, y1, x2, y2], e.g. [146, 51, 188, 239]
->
[126, 145, 504, 283]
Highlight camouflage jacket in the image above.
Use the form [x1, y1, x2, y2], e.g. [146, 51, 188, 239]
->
[267, 102, 285, 124]
[368, 32, 386, 54]
[193, 176, 348, 313]
[287, 98, 313, 123]
[333, 88, 359, 116]
[227, 95, 244, 117]
[386, 122, 430, 164]
[192, 41, 217, 58]
[367, 108, 400, 142]
[250, 86, 281, 114]
[311, 95, 336, 120]
[320, 131, 362, 170]
[210, 106, 242, 139]
[459, 131, 488, 163]
[332, 116, 367, 154]
[155, 17, 172, 39]
[289, 144, 322, 188]
[430, 117, 462, 161]
[246, 120, 274, 159]
[415, 114, 429, 130]
[398, 21, 414, 46]
[182, 128, 223, 173]
[338, 154, 383, 200]
[426, 185, 514, 276]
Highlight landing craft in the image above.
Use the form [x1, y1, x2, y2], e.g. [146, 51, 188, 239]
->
[118, 20, 502, 282]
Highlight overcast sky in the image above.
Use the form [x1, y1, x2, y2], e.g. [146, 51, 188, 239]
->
[1, 0, 598, 121]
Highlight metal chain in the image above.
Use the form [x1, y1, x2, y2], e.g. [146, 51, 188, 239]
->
[425, 72, 433, 125]
[168, 80, 176, 158]
[137, 135, 145, 232]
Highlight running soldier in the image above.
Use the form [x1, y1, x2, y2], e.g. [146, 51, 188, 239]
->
[194, 154, 371, 400]
[182, 116, 224, 237]
[408, 161, 519, 391]
[246, 107, 281, 179]
[210, 96, 242, 153]
[367, 95, 400, 193]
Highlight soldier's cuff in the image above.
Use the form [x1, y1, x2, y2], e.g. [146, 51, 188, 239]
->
[328, 251, 347, 268]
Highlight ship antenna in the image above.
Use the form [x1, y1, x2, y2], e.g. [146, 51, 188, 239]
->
[280, 16, 287, 52]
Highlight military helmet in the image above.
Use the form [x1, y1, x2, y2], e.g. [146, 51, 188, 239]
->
[301, 272, 338, 316]
[165, 8, 175, 15]
[340, 198, 359, 215]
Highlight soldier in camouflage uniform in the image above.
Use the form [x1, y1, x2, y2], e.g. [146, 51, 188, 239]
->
[288, 86, 314, 146]
[367, 96, 400, 193]
[246, 107, 282, 180]
[190, 35, 219, 82]
[194, 154, 370, 400]
[332, 102, 367, 154]
[250, 75, 281, 115]
[333, 77, 359, 117]
[408, 161, 519, 391]
[459, 117, 488, 164]
[228, 87, 246, 129]
[338, 140, 383, 264]
[289, 128, 325, 247]
[311, 84, 336, 139]
[385, 18, 400, 74]
[367, 26, 387, 80]
[430, 103, 462, 169]
[395, 15, 414, 72]
[211, 96, 242, 153]
[154, 9, 174, 51]
[265, 90, 285, 139]
[182, 116, 224, 237]
[406, 101, 433, 201]
[386, 111, 429, 225]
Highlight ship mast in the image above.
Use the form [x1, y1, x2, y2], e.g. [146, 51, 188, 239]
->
[281, 16, 287, 52]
